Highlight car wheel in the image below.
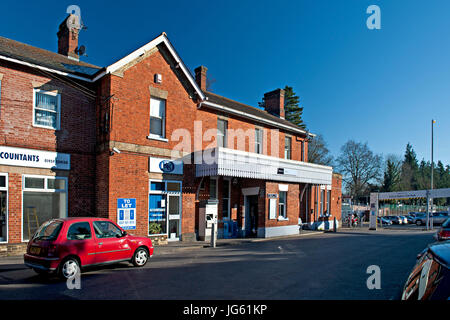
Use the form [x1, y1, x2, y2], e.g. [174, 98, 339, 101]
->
[132, 247, 148, 267]
[58, 257, 80, 280]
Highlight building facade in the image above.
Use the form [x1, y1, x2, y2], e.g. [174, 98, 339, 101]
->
[0, 14, 341, 255]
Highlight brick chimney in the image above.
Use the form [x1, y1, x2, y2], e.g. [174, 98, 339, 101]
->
[263, 89, 285, 119]
[195, 66, 208, 91]
[57, 14, 80, 60]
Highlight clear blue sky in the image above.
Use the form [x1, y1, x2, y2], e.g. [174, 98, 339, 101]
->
[1, 0, 449, 165]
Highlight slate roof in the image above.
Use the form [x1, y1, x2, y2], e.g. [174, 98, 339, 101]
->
[0, 36, 103, 79]
[204, 91, 309, 135]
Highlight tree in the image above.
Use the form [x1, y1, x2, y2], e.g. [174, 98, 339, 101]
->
[259, 85, 306, 129]
[381, 154, 402, 192]
[336, 140, 383, 200]
[307, 134, 333, 166]
[399, 143, 419, 190]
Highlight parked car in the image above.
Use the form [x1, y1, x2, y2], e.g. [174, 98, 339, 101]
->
[401, 241, 450, 300]
[413, 213, 429, 226]
[386, 216, 402, 224]
[377, 217, 392, 225]
[431, 211, 449, 225]
[436, 218, 450, 241]
[24, 217, 154, 279]
[399, 216, 409, 224]
[405, 215, 415, 224]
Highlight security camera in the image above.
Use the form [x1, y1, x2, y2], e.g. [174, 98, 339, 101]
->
[110, 147, 121, 155]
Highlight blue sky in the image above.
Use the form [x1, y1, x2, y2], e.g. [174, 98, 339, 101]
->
[1, 0, 449, 165]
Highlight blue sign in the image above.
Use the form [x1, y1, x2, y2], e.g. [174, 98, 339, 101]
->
[159, 160, 175, 173]
[117, 198, 136, 230]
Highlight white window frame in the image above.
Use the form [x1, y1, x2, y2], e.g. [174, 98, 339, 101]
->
[284, 136, 291, 160]
[255, 128, 263, 154]
[278, 191, 288, 220]
[0, 173, 8, 243]
[32, 89, 61, 130]
[217, 119, 228, 148]
[21, 174, 68, 242]
[148, 179, 182, 240]
[149, 97, 166, 140]
[320, 189, 325, 217]
[326, 190, 331, 216]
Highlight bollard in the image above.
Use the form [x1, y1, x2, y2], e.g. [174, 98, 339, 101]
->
[333, 217, 337, 232]
[211, 221, 217, 248]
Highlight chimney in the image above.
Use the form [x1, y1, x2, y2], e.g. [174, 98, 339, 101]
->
[57, 14, 80, 60]
[263, 89, 285, 119]
[195, 66, 208, 91]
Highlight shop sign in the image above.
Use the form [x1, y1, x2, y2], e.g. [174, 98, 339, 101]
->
[0, 146, 70, 170]
[149, 157, 183, 175]
[267, 193, 278, 199]
[117, 198, 136, 230]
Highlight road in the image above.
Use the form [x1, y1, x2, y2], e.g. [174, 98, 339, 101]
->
[0, 229, 436, 300]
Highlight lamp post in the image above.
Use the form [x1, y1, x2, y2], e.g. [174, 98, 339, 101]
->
[429, 119, 436, 230]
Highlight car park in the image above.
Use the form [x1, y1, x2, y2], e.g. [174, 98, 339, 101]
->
[413, 213, 429, 226]
[436, 218, 450, 241]
[405, 216, 415, 224]
[401, 241, 450, 300]
[23, 217, 154, 279]
[385, 216, 402, 224]
[399, 216, 409, 224]
[377, 217, 392, 225]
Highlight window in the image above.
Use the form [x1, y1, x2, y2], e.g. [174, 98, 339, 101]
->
[150, 97, 166, 138]
[279, 191, 287, 218]
[0, 174, 7, 243]
[22, 175, 67, 241]
[93, 221, 122, 239]
[67, 222, 92, 240]
[222, 179, 230, 219]
[217, 119, 228, 148]
[284, 136, 291, 159]
[327, 190, 331, 216]
[32, 220, 63, 241]
[320, 189, 325, 217]
[255, 128, 263, 154]
[33, 90, 60, 130]
[209, 177, 218, 199]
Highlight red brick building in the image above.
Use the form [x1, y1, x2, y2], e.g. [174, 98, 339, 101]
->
[0, 14, 341, 255]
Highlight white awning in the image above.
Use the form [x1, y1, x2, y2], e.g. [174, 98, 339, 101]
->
[195, 147, 332, 185]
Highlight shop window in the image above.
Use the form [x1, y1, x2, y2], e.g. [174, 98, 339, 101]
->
[255, 128, 263, 154]
[0, 174, 7, 243]
[67, 222, 92, 240]
[33, 89, 60, 130]
[279, 191, 287, 218]
[149, 180, 182, 240]
[284, 136, 291, 159]
[22, 175, 67, 241]
[217, 119, 228, 148]
[320, 189, 325, 217]
[149, 97, 166, 138]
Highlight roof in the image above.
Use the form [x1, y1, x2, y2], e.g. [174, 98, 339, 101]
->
[429, 241, 450, 268]
[0, 36, 103, 80]
[203, 91, 312, 136]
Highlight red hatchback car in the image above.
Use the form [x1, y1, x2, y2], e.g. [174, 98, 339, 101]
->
[24, 217, 154, 279]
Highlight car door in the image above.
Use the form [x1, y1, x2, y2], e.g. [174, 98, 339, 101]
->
[92, 220, 133, 264]
[65, 221, 96, 266]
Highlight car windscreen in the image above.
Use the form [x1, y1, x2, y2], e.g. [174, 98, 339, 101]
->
[442, 218, 450, 228]
[32, 220, 63, 241]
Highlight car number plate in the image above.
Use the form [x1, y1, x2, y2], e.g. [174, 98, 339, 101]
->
[30, 246, 41, 255]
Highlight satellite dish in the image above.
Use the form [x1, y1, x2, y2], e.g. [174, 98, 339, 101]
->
[76, 45, 86, 56]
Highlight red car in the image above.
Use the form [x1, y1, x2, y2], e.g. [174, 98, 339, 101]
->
[24, 217, 154, 279]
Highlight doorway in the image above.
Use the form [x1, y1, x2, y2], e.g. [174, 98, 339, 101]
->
[245, 195, 259, 237]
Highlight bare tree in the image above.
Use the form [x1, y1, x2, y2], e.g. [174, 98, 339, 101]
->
[307, 134, 333, 166]
[336, 140, 382, 199]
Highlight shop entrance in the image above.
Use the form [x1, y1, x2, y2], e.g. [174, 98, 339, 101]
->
[245, 195, 259, 237]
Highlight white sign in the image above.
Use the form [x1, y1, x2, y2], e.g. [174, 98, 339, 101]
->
[0, 146, 70, 170]
[379, 190, 428, 200]
[269, 198, 277, 219]
[117, 198, 136, 230]
[149, 157, 183, 175]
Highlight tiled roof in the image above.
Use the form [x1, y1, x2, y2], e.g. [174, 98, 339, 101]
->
[204, 91, 308, 135]
[0, 36, 103, 79]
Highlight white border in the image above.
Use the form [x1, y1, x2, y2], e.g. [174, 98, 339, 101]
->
[32, 89, 61, 130]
